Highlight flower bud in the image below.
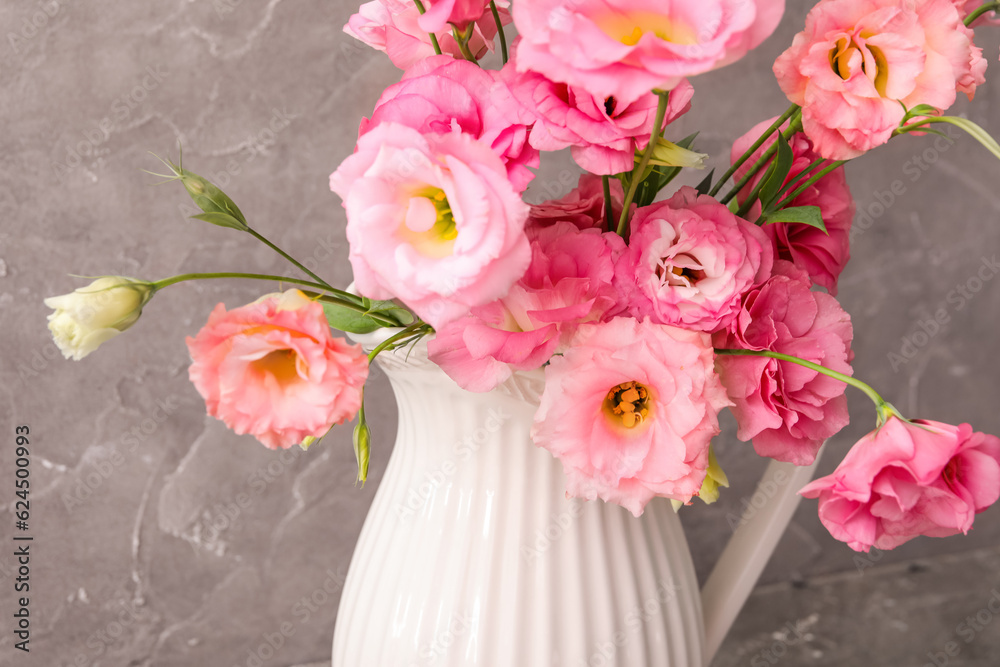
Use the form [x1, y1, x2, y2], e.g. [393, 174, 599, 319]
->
[646, 137, 709, 169]
[44, 277, 155, 360]
[696, 447, 729, 505]
[353, 419, 372, 486]
[167, 158, 249, 231]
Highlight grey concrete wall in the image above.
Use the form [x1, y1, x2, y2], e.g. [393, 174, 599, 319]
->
[1, 1, 998, 665]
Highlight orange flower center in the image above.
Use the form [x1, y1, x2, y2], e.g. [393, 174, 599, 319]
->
[252, 348, 300, 386]
[597, 12, 698, 46]
[655, 255, 704, 287]
[828, 34, 888, 96]
[603, 381, 652, 429]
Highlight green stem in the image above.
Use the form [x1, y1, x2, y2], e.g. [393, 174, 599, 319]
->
[715, 348, 885, 408]
[616, 90, 670, 237]
[710, 104, 799, 198]
[148, 272, 405, 325]
[720, 146, 776, 205]
[772, 158, 825, 203]
[874, 401, 911, 426]
[966, 1, 1000, 25]
[720, 114, 802, 206]
[367, 322, 431, 362]
[452, 24, 478, 62]
[152, 272, 330, 292]
[413, 0, 444, 55]
[428, 32, 443, 56]
[735, 169, 771, 218]
[301, 293, 409, 327]
[785, 115, 803, 136]
[245, 227, 333, 290]
[602, 175, 614, 232]
[771, 161, 845, 211]
[489, 1, 508, 64]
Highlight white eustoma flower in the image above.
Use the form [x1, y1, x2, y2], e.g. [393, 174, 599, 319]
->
[44, 277, 154, 360]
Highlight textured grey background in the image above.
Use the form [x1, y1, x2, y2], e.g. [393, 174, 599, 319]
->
[1, 1, 999, 665]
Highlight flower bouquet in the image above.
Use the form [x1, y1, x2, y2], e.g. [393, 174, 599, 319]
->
[45, 0, 1000, 662]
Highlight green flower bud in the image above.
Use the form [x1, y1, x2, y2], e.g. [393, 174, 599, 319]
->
[353, 420, 372, 486]
[152, 153, 249, 231]
[177, 166, 249, 230]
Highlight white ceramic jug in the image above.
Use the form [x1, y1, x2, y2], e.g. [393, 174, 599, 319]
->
[332, 331, 819, 666]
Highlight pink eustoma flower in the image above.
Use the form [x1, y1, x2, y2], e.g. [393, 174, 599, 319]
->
[774, 0, 987, 160]
[186, 290, 369, 450]
[428, 221, 624, 392]
[526, 174, 624, 232]
[731, 116, 855, 294]
[345, 0, 510, 70]
[513, 0, 785, 105]
[361, 55, 538, 192]
[614, 186, 773, 334]
[713, 261, 854, 466]
[418, 0, 497, 32]
[800, 417, 1000, 552]
[330, 122, 530, 330]
[531, 317, 731, 517]
[506, 58, 694, 175]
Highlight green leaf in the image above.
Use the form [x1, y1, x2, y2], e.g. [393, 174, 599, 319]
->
[190, 211, 249, 231]
[695, 169, 715, 196]
[676, 133, 699, 150]
[323, 302, 379, 334]
[901, 104, 939, 124]
[896, 115, 1000, 162]
[322, 300, 413, 334]
[369, 300, 414, 324]
[758, 132, 794, 210]
[633, 173, 662, 209]
[931, 116, 1000, 162]
[763, 205, 827, 234]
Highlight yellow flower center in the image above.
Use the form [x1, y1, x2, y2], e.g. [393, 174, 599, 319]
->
[598, 12, 698, 47]
[829, 33, 888, 96]
[253, 349, 301, 386]
[655, 255, 704, 287]
[399, 186, 458, 258]
[603, 381, 653, 429]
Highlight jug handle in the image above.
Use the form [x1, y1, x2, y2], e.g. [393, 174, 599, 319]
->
[700, 452, 822, 662]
